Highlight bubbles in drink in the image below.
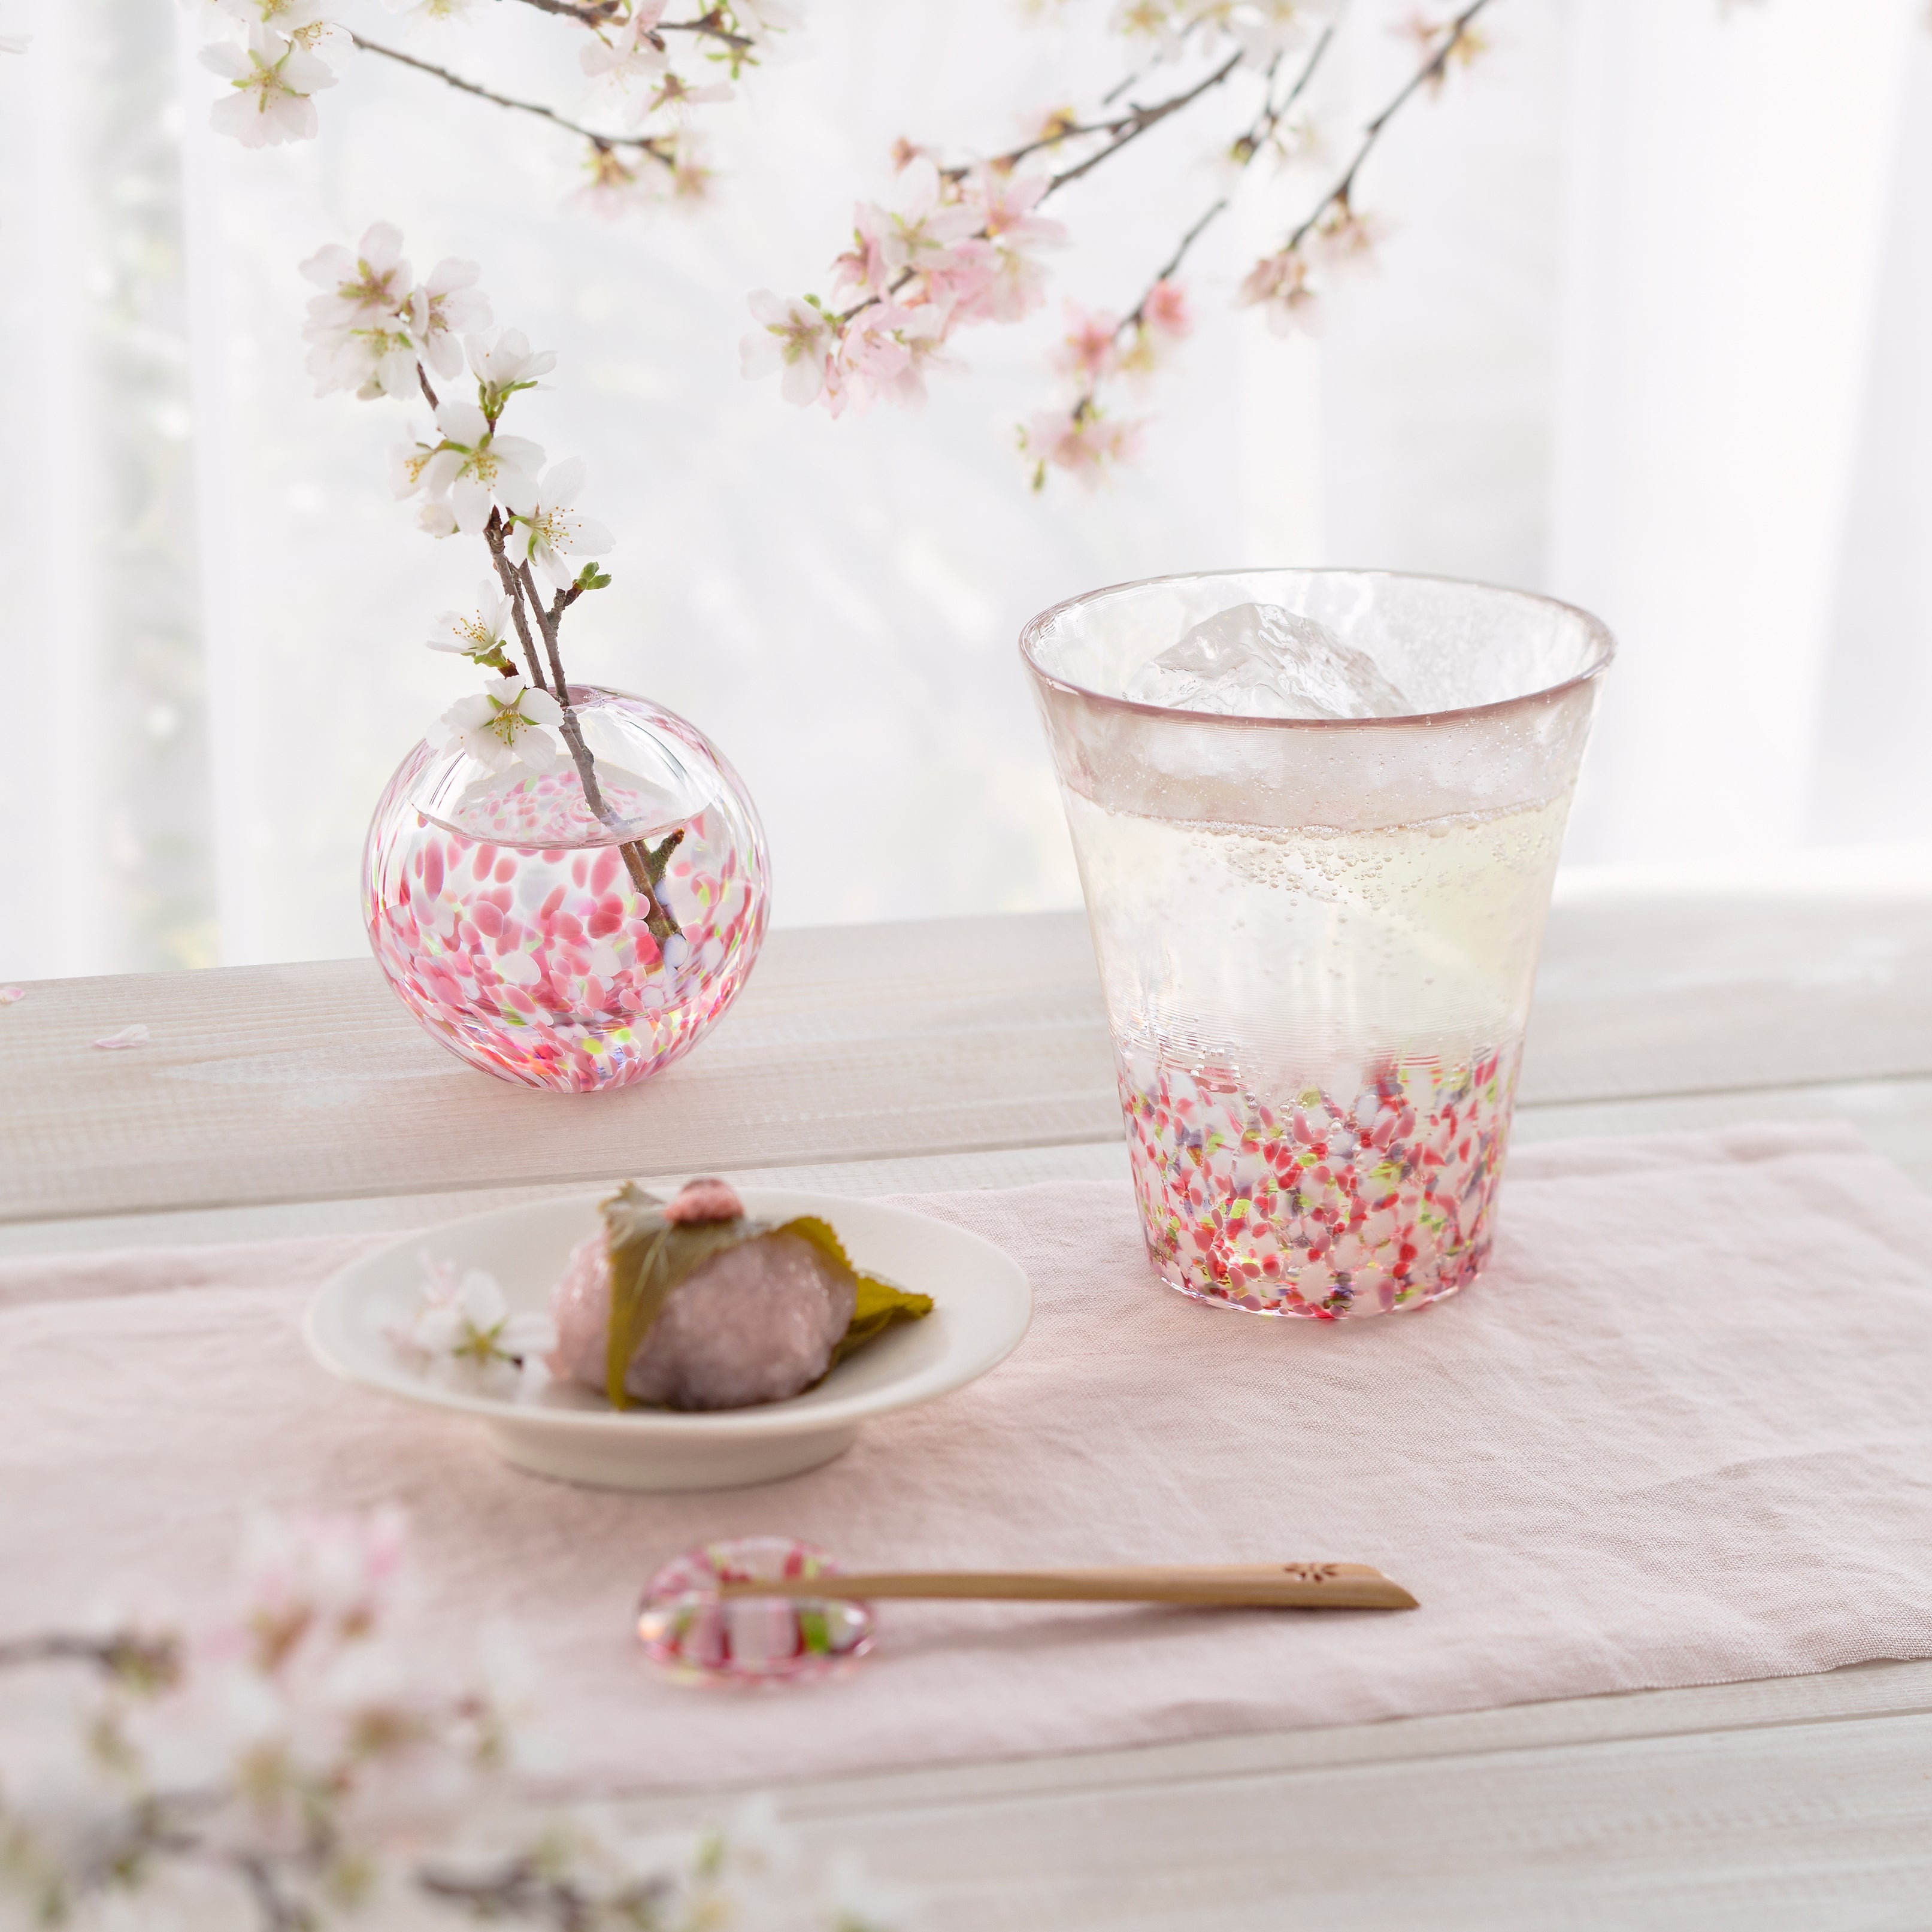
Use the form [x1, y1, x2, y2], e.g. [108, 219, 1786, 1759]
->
[1068, 792, 1570, 1316]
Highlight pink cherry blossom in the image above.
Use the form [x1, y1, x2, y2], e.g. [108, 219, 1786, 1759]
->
[1022, 405, 1144, 489]
[1142, 277, 1192, 339]
[1310, 205, 1385, 278]
[831, 202, 893, 299]
[880, 158, 982, 278]
[661, 1176, 746, 1223]
[952, 240, 1053, 326]
[1052, 304, 1122, 384]
[962, 166, 1067, 251]
[1238, 246, 1322, 336]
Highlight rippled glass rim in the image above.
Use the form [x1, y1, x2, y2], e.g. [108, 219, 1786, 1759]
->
[1018, 567, 1617, 730]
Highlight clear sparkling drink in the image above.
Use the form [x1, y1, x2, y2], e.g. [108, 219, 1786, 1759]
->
[1023, 570, 1612, 1321]
[1068, 794, 1569, 1315]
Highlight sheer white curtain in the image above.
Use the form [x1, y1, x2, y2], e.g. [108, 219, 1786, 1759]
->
[1, 0, 1925, 981]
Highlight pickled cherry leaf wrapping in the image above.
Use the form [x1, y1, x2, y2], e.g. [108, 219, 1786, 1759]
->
[599, 1187, 934, 1410]
[773, 1215, 935, 1367]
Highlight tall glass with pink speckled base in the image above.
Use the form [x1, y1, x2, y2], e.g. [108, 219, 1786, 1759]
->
[1023, 570, 1613, 1320]
[364, 686, 768, 1092]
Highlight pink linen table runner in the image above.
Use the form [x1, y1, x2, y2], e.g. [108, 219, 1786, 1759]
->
[4, 1122, 1931, 1792]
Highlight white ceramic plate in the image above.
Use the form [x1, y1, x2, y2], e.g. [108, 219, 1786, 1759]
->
[305, 1188, 1032, 1492]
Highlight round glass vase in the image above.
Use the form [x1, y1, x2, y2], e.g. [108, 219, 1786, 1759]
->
[363, 684, 770, 1092]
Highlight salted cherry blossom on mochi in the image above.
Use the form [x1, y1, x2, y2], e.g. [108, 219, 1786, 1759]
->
[515, 456, 617, 588]
[437, 676, 566, 774]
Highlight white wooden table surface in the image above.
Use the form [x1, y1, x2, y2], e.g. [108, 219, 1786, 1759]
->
[7, 888, 1932, 1930]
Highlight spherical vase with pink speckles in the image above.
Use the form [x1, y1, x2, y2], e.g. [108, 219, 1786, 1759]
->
[362, 685, 769, 1092]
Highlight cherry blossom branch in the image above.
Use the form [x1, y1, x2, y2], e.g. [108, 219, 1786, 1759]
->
[947, 46, 1246, 189]
[509, 553, 682, 938]
[1117, 20, 1342, 342]
[349, 32, 676, 166]
[1038, 47, 1244, 195]
[504, 0, 755, 52]
[1287, 0, 1495, 250]
[484, 513, 552, 689]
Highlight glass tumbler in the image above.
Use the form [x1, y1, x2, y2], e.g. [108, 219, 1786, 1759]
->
[1022, 570, 1613, 1319]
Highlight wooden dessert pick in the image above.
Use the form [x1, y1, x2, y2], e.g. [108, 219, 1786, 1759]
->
[715, 1562, 1418, 1611]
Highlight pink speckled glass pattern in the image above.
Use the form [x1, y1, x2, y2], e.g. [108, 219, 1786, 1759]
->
[1023, 570, 1612, 1321]
[637, 1536, 873, 1684]
[363, 686, 768, 1092]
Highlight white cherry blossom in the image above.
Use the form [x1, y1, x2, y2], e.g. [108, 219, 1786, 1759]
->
[740, 291, 835, 406]
[201, 26, 337, 147]
[304, 320, 422, 400]
[408, 258, 491, 380]
[423, 397, 544, 531]
[580, 2, 669, 101]
[438, 676, 566, 774]
[514, 457, 616, 589]
[466, 327, 558, 409]
[301, 222, 412, 329]
[389, 1258, 555, 1394]
[425, 580, 514, 669]
[383, 0, 479, 19]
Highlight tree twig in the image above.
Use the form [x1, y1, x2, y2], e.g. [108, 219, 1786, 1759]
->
[1110, 14, 1342, 340]
[350, 32, 676, 164]
[1286, 0, 1495, 252]
[484, 511, 550, 689]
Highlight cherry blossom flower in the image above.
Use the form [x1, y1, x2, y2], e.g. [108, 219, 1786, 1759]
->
[741, 291, 835, 407]
[953, 235, 1055, 326]
[1052, 304, 1122, 384]
[467, 327, 557, 411]
[215, 0, 352, 66]
[201, 26, 337, 148]
[1238, 245, 1322, 335]
[439, 676, 566, 774]
[384, 0, 479, 20]
[301, 221, 412, 329]
[389, 1259, 556, 1393]
[573, 144, 664, 219]
[92, 1023, 150, 1050]
[962, 166, 1067, 253]
[424, 398, 544, 532]
[580, 3, 670, 104]
[409, 258, 491, 380]
[880, 157, 982, 278]
[426, 580, 514, 670]
[305, 319, 423, 400]
[831, 204, 892, 300]
[1020, 405, 1144, 490]
[514, 457, 616, 589]
[1309, 204, 1385, 278]
[0, 986, 24, 1003]
[861, 304, 952, 408]
[1143, 277, 1193, 339]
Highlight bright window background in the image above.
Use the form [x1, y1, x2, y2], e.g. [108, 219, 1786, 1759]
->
[2, 0, 1928, 980]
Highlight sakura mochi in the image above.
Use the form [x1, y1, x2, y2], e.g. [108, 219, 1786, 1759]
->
[548, 1177, 932, 1412]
